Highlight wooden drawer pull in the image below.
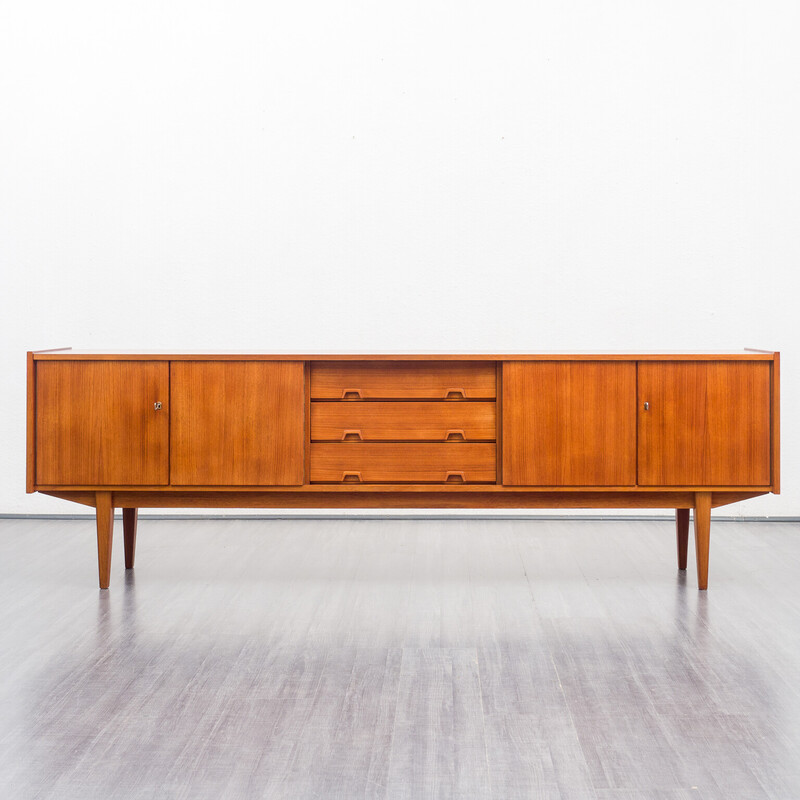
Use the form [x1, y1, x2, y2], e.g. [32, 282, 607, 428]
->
[341, 429, 363, 441]
[342, 389, 362, 400]
[342, 471, 362, 482]
[444, 388, 466, 400]
[445, 429, 466, 441]
[445, 471, 466, 483]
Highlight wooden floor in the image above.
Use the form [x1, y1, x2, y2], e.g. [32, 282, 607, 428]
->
[1, 517, 799, 800]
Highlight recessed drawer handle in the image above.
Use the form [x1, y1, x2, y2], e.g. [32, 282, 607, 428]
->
[444, 388, 466, 400]
[445, 471, 466, 483]
[342, 429, 363, 441]
[445, 429, 466, 441]
[342, 389, 362, 400]
[342, 471, 362, 482]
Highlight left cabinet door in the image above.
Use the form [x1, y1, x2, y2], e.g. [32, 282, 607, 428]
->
[170, 361, 305, 486]
[36, 361, 169, 485]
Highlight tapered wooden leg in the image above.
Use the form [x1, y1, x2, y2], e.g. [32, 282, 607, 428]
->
[123, 508, 138, 569]
[96, 492, 114, 590]
[694, 492, 712, 590]
[676, 508, 690, 570]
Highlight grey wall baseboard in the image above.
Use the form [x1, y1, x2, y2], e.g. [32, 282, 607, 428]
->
[1, 513, 799, 522]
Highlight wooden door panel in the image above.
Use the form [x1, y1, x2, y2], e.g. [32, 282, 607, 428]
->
[170, 361, 304, 486]
[503, 362, 636, 486]
[36, 361, 169, 485]
[638, 362, 771, 486]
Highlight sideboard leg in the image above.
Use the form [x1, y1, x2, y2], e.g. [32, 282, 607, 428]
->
[96, 492, 114, 590]
[694, 492, 712, 590]
[123, 508, 138, 569]
[676, 508, 690, 570]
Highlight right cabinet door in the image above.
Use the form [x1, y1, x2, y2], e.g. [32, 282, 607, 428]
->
[638, 361, 771, 486]
[503, 361, 636, 486]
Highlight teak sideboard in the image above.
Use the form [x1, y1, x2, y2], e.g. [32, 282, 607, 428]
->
[27, 350, 780, 590]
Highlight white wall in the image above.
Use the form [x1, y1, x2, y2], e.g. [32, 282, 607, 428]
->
[1, 0, 797, 516]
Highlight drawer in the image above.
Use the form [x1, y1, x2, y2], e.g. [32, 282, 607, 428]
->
[310, 361, 496, 399]
[311, 401, 497, 441]
[310, 443, 496, 483]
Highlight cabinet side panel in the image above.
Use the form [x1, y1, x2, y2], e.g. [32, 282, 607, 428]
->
[35, 361, 170, 485]
[772, 353, 780, 493]
[170, 361, 305, 486]
[503, 361, 636, 486]
[27, 352, 35, 492]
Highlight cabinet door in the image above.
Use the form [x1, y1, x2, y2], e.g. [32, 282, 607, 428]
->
[638, 361, 771, 486]
[36, 361, 169, 485]
[503, 362, 636, 486]
[170, 361, 304, 486]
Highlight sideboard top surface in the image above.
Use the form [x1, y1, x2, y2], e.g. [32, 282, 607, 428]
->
[31, 348, 778, 361]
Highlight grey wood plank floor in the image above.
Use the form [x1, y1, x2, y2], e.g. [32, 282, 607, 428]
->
[1, 517, 799, 799]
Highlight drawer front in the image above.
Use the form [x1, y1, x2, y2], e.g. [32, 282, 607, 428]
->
[310, 361, 496, 400]
[310, 443, 496, 483]
[311, 401, 496, 441]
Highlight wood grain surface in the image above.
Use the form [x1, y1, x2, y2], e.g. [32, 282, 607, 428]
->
[676, 508, 690, 570]
[100, 488, 707, 509]
[638, 361, 771, 486]
[694, 491, 712, 590]
[311, 401, 497, 441]
[310, 361, 497, 399]
[33, 350, 778, 361]
[35, 361, 169, 486]
[170, 361, 304, 486]
[95, 491, 114, 589]
[310, 443, 497, 483]
[502, 361, 636, 486]
[122, 508, 137, 570]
